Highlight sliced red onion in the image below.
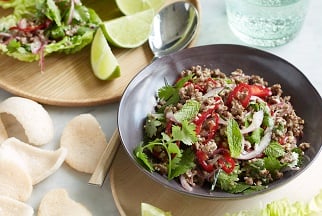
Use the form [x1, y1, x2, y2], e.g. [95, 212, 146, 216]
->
[203, 87, 224, 99]
[18, 18, 27, 29]
[236, 125, 273, 160]
[30, 40, 42, 54]
[180, 175, 193, 191]
[0, 32, 11, 38]
[240, 110, 264, 134]
[67, 0, 75, 25]
[165, 110, 179, 123]
[218, 116, 227, 125]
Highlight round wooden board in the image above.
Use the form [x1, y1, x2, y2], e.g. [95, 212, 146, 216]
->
[0, 0, 200, 107]
[109, 147, 322, 216]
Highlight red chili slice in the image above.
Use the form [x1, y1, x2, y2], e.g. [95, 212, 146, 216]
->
[227, 83, 272, 108]
[248, 85, 272, 98]
[196, 150, 214, 173]
[9, 19, 51, 33]
[218, 153, 235, 174]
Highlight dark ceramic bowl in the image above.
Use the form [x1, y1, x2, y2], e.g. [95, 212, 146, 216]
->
[118, 44, 322, 199]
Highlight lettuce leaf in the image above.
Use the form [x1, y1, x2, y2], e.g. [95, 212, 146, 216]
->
[225, 189, 322, 216]
[0, 0, 21, 9]
[0, 0, 101, 65]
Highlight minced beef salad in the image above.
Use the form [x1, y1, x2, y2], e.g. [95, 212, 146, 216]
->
[134, 65, 310, 194]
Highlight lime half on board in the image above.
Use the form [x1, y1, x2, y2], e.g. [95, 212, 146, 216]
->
[116, 0, 165, 15]
[101, 9, 154, 49]
[90, 28, 120, 80]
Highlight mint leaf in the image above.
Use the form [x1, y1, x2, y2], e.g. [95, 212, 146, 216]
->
[172, 120, 197, 145]
[227, 118, 243, 158]
[174, 100, 200, 123]
[264, 141, 285, 158]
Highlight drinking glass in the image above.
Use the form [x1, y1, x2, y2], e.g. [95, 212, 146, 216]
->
[225, 0, 310, 47]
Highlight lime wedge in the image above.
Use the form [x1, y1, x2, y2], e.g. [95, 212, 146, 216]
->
[102, 9, 154, 48]
[141, 203, 172, 216]
[90, 28, 120, 80]
[116, 0, 165, 15]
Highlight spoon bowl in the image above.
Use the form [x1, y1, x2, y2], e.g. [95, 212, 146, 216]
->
[149, 2, 199, 58]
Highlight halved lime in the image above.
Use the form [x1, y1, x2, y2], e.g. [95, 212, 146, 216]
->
[101, 9, 154, 48]
[116, 0, 165, 15]
[90, 28, 120, 80]
[141, 203, 172, 216]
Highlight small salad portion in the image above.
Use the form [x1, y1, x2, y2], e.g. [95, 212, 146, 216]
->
[135, 65, 310, 194]
[0, 0, 101, 71]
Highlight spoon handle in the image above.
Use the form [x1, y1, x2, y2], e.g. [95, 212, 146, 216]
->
[88, 128, 120, 186]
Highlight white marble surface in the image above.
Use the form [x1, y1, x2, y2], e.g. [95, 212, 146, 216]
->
[0, 0, 321, 215]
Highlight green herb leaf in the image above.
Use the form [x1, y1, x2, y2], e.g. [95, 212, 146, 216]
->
[172, 120, 197, 146]
[45, 0, 61, 26]
[264, 141, 285, 158]
[174, 100, 200, 123]
[174, 74, 193, 88]
[217, 165, 240, 192]
[246, 127, 264, 145]
[169, 149, 195, 180]
[263, 156, 285, 172]
[144, 114, 163, 138]
[227, 118, 243, 158]
[134, 142, 154, 171]
[7, 39, 21, 52]
[158, 85, 177, 101]
[166, 141, 181, 179]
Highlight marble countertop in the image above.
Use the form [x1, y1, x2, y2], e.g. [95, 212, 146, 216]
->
[0, 0, 321, 215]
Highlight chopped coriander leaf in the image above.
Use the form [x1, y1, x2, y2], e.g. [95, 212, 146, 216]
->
[216, 165, 240, 192]
[144, 113, 164, 138]
[134, 142, 155, 171]
[246, 127, 264, 145]
[263, 156, 286, 173]
[175, 74, 193, 88]
[172, 120, 197, 146]
[169, 149, 195, 180]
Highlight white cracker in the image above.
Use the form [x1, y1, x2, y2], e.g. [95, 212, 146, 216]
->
[0, 96, 54, 146]
[60, 114, 108, 174]
[0, 137, 67, 185]
[38, 188, 92, 216]
[0, 155, 32, 202]
[0, 195, 34, 216]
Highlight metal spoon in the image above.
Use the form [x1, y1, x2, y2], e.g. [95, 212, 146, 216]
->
[89, 2, 199, 186]
[149, 1, 199, 59]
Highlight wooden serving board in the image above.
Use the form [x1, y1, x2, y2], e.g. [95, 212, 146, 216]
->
[109, 147, 322, 216]
[0, 0, 200, 107]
